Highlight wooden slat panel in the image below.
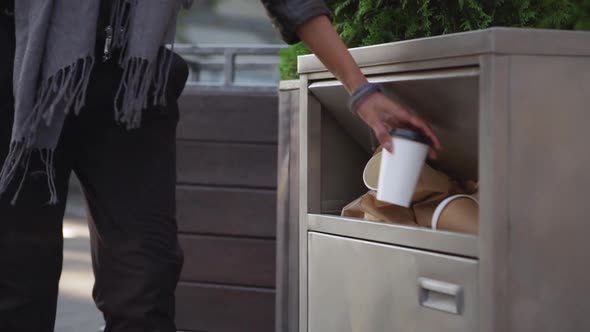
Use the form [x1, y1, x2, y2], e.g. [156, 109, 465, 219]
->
[179, 235, 276, 288]
[176, 283, 274, 332]
[177, 88, 278, 143]
[176, 185, 276, 237]
[177, 142, 277, 188]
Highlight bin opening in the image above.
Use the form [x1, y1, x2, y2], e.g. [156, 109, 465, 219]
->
[308, 68, 480, 233]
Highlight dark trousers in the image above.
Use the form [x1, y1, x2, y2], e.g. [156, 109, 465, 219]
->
[0, 14, 186, 332]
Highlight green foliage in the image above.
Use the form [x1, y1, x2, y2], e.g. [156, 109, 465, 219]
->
[280, 0, 590, 79]
[279, 43, 310, 82]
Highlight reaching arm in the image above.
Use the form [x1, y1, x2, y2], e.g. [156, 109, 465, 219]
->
[296, 16, 367, 94]
[259, 0, 441, 156]
[296, 15, 441, 157]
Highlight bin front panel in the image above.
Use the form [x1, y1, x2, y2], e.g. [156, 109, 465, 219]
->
[308, 232, 478, 332]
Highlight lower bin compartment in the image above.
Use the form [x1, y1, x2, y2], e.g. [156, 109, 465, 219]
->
[308, 232, 478, 332]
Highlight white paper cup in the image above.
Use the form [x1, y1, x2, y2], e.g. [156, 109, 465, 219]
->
[431, 194, 479, 234]
[362, 151, 382, 191]
[376, 128, 430, 207]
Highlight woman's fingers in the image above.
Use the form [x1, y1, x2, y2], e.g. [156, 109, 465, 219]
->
[405, 114, 441, 159]
[408, 115, 441, 149]
[373, 121, 393, 153]
[358, 93, 443, 158]
[385, 101, 441, 159]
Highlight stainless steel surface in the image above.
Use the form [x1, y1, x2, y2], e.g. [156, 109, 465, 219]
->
[308, 233, 478, 332]
[276, 81, 301, 332]
[305, 96, 322, 215]
[478, 54, 511, 332]
[297, 76, 310, 332]
[310, 67, 480, 181]
[418, 277, 463, 315]
[306, 56, 481, 81]
[290, 28, 590, 332]
[308, 214, 478, 258]
[298, 28, 590, 74]
[318, 106, 370, 214]
[506, 55, 590, 331]
[279, 80, 301, 91]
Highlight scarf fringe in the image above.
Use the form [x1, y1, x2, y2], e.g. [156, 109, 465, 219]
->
[113, 46, 174, 129]
[110, 0, 136, 62]
[2, 0, 181, 205]
[0, 141, 29, 204]
[34, 56, 95, 123]
[153, 45, 175, 107]
[109, 0, 176, 129]
[39, 149, 58, 205]
[114, 57, 151, 128]
[0, 142, 58, 205]
[0, 56, 94, 205]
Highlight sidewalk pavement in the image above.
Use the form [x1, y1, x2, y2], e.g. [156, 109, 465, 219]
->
[55, 189, 103, 332]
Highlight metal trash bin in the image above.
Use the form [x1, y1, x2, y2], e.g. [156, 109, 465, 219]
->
[277, 28, 590, 332]
[276, 80, 301, 332]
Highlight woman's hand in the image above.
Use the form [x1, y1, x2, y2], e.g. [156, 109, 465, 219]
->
[356, 93, 441, 159]
[296, 15, 442, 158]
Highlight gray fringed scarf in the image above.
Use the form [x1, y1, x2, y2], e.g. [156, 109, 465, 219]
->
[0, 0, 192, 204]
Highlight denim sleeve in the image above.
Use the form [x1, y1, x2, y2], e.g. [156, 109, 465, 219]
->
[260, 0, 331, 45]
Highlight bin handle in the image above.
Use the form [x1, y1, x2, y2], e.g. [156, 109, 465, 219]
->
[418, 277, 464, 315]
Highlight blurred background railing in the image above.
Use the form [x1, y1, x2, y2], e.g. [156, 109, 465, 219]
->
[175, 44, 284, 90]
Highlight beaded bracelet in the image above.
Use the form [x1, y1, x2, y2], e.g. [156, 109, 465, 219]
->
[348, 82, 381, 115]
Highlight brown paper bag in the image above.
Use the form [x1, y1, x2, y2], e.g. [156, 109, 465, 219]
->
[361, 191, 417, 226]
[342, 163, 455, 227]
[341, 145, 479, 233]
[342, 191, 417, 225]
[341, 196, 365, 219]
[410, 164, 462, 227]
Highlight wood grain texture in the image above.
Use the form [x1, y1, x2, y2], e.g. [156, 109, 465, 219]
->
[177, 141, 277, 188]
[176, 185, 276, 237]
[177, 88, 278, 143]
[175, 282, 275, 332]
[178, 234, 276, 288]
